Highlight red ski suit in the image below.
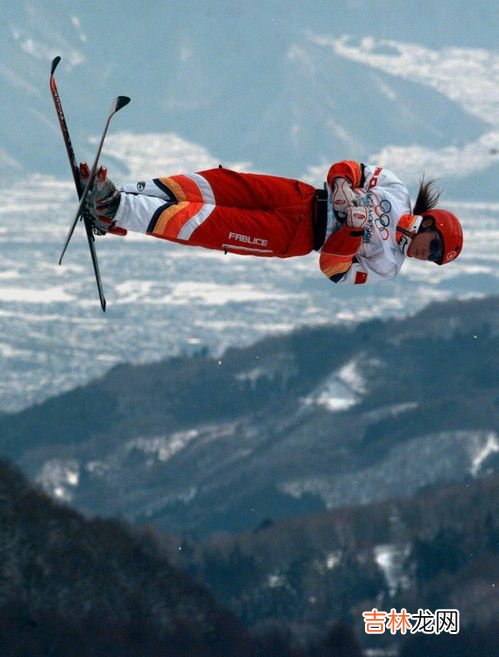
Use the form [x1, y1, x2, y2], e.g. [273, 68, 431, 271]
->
[117, 167, 318, 258]
[114, 161, 380, 283]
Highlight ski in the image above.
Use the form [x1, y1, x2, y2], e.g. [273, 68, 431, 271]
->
[49, 55, 130, 311]
[58, 94, 131, 267]
[50, 56, 83, 196]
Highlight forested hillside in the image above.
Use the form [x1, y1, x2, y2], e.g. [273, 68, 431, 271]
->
[0, 296, 497, 536]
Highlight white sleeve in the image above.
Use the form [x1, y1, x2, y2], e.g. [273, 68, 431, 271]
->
[362, 165, 407, 191]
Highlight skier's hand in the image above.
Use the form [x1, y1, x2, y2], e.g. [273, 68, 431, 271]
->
[344, 206, 369, 231]
[79, 162, 120, 216]
[79, 162, 124, 235]
[331, 177, 360, 223]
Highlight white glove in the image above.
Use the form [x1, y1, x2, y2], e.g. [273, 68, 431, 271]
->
[344, 205, 369, 230]
[331, 177, 360, 222]
[330, 177, 368, 230]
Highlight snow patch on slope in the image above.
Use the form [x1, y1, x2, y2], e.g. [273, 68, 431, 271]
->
[312, 35, 499, 125]
[374, 543, 412, 596]
[371, 131, 499, 185]
[469, 432, 498, 476]
[37, 459, 80, 502]
[96, 132, 251, 181]
[167, 281, 290, 306]
[10, 26, 85, 68]
[125, 431, 200, 465]
[279, 431, 496, 508]
[301, 355, 379, 412]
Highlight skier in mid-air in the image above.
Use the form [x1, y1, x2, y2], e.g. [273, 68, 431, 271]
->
[80, 159, 463, 285]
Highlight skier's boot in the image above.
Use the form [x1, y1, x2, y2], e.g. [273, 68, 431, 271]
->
[79, 162, 126, 236]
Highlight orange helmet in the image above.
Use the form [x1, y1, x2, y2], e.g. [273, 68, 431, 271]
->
[421, 209, 463, 265]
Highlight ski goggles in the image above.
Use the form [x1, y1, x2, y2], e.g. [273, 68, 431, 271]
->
[428, 233, 443, 263]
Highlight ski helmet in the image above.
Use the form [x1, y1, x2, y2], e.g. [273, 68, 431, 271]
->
[420, 209, 463, 265]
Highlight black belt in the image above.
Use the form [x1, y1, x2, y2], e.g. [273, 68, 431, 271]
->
[313, 188, 328, 250]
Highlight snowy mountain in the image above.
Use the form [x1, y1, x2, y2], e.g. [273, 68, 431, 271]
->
[1, 296, 497, 535]
[1, 1, 498, 197]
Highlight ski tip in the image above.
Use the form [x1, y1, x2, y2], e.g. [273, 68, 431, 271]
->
[51, 56, 61, 75]
[116, 96, 131, 111]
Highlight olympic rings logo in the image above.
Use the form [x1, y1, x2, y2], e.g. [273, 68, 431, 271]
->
[373, 199, 392, 240]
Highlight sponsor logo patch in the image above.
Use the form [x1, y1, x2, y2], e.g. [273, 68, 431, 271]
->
[228, 232, 269, 247]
